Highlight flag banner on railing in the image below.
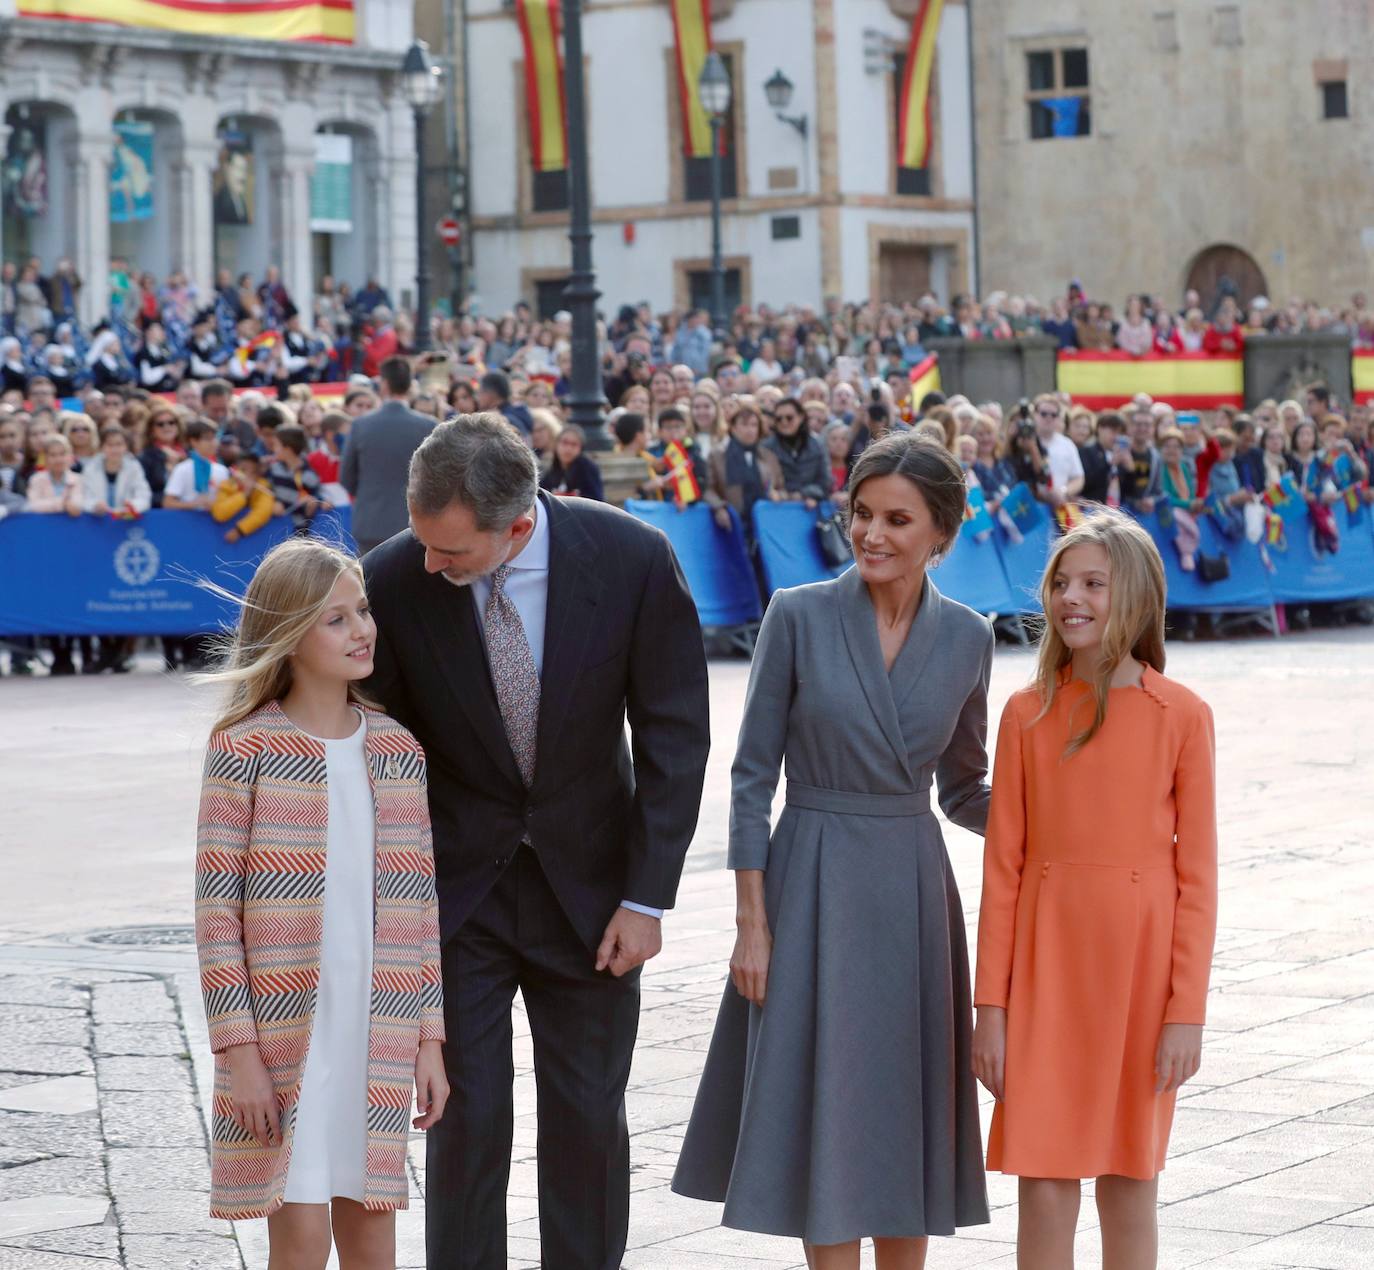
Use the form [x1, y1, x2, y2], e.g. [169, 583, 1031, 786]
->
[671, 0, 716, 158]
[1353, 351, 1374, 404]
[515, 0, 568, 173]
[897, 0, 943, 169]
[18, 0, 354, 44]
[1056, 350, 1244, 410]
[908, 352, 941, 407]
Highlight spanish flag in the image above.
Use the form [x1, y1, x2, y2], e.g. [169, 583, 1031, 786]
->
[671, 0, 715, 158]
[18, 0, 353, 43]
[1354, 350, 1374, 405]
[909, 353, 941, 412]
[661, 441, 701, 507]
[233, 330, 280, 372]
[897, 0, 943, 169]
[1056, 350, 1244, 411]
[516, 0, 568, 172]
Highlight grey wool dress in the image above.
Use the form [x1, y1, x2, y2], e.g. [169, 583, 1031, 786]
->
[671, 568, 993, 1245]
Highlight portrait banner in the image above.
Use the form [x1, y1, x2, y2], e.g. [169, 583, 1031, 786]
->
[213, 131, 253, 227]
[110, 121, 155, 224]
[3, 117, 48, 219]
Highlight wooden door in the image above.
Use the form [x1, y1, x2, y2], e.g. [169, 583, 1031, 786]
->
[878, 245, 932, 304]
[1186, 244, 1268, 313]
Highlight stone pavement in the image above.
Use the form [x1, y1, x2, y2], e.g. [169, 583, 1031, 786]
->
[1, 627, 1373, 1268]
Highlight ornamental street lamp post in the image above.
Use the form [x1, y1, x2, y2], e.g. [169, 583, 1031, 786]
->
[402, 39, 441, 353]
[560, 0, 610, 449]
[698, 51, 732, 341]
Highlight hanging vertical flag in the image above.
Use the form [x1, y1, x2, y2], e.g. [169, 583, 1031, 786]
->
[908, 352, 941, 410]
[1042, 95, 1083, 137]
[671, 0, 715, 158]
[897, 0, 943, 169]
[515, 0, 567, 172]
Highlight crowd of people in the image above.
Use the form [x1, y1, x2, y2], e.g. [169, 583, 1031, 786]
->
[3, 262, 1373, 675]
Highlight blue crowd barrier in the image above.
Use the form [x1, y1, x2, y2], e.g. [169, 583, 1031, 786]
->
[1264, 502, 1374, 604]
[1127, 509, 1275, 611]
[0, 507, 355, 637]
[623, 500, 762, 628]
[931, 529, 1018, 615]
[992, 518, 1055, 614]
[753, 501, 850, 593]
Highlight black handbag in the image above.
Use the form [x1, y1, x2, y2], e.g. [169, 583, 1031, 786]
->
[815, 508, 852, 568]
[1197, 552, 1231, 583]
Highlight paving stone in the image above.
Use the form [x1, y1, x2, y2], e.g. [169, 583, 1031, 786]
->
[0, 1250, 118, 1269]
[98, 1090, 205, 1149]
[0, 1224, 121, 1259]
[106, 1147, 210, 1194]
[0, 1048, 91, 1080]
[0, 1112, 102, 1158]
[0, 1015, 87, 1051]
[121, 1232, 241, 1270]
[0, 1157, 105, 1204]
[0, 1195, 109, 1240]
[90, 981, 178, 1028]
[0, 1079, 95, 1118]
[0, 979, 87, 1012]
[112, 1188, 230, 1237]
[94, 1055, 194, 1094]
[90, 1023, 185, 1059]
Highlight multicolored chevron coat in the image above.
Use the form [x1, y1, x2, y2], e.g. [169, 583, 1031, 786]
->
[194, 701, 444, 1219]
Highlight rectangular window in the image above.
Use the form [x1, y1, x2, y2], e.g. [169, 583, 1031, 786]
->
[892, 51, 934, 197]
[533, 277, 571, 320]
[688, 267, 742, 315]
[771, 215, 800, 241]
[531, 168, 569, 213]
[1025, 48, 1091, 140]
[1322, 80, 1348, 119]
[684, 51, 739, 203]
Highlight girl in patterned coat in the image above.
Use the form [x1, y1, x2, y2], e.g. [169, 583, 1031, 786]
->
[194, 537, 446, 1269]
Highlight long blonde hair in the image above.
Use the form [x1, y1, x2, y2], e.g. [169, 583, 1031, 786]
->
[1033, 510, 1166, 755]
[196, 538, 378, 734]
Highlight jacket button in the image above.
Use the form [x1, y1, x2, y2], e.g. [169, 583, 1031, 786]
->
[495, 857, 508, 869]
[524, 805, 535, 820]
[1131, 870, 1141, 883]
[1041, 864, 1050, 878]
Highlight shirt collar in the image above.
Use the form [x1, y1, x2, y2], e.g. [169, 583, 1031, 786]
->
[506, 495, 550, 572]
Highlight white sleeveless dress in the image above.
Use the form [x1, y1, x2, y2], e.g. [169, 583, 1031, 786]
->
[283, 711, 375, 1203]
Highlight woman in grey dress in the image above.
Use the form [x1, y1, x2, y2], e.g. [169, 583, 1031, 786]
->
[672, 433, 992, 1269]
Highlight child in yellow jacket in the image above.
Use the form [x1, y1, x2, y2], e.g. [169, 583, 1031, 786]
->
[213, 454, 277, 544]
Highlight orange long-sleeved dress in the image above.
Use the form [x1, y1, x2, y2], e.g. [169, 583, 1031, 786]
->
[975, 666, 1217, 1180]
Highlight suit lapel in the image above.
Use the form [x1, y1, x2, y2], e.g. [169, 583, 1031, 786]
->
[413, 561, 526, 791]
[890, 575, 942, 715]
[535, 494, 603, 786]
[836, 569, 909, 772]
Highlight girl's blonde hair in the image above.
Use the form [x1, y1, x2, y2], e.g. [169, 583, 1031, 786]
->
[197, 537, 377, 735]
[1033, 509, 1166, 755]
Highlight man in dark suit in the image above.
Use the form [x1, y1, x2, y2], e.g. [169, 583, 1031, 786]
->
[363, 413, 711, 1269]
[340, 355, 436, 553]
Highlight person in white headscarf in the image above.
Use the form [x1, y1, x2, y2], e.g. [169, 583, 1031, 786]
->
[1, 336, 28, 395]
[85, 328, 130, 390]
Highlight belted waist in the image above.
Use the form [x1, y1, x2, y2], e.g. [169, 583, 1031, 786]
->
[785, 780, 931, 817]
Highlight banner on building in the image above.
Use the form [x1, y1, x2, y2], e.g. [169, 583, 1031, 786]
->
[1353, 350, 1374, 404]
[110, 121, 154, 224]
[2, 116, 48, 219]
[897, 0, 943, 170]
[17, 0, 354, 44]
[213, 132, 253, 227]
[671, 0, 715, 158]
[515, 0, 567, 172]
[310, 133, 353, 233]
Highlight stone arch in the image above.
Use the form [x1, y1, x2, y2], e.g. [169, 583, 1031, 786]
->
[1185, 243, 1269, 317]
[108, 106, 187, 283]
[2, 100, 79, 271]
[212, 112, 286, 283]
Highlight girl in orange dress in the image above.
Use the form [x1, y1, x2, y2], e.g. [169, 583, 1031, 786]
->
[972, 510, 1217, 1269]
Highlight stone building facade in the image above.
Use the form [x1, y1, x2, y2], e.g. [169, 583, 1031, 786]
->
[972, 0, 1374, 309]
[0, 0, 420, 326]
[417, 0, 977, 315]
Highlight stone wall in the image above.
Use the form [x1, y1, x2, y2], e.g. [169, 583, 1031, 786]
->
[926, 334, 1058, 406]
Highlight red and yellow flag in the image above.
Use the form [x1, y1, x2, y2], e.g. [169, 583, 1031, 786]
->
[1056, 350, 1244, 410]
[908, 353, 941, 412]
[671, 0, 715, 158]
[1353, 350, 1374, 404]
[662, 441, 701, 507]
[897, 0, 943, 169]
[18, 0, 353, 43]
[515, 0, 568, 172]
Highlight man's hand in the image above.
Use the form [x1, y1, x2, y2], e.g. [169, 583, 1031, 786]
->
[595, 907, 662, 977]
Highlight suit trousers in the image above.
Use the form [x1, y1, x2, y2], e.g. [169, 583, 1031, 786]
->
[426, 845, 641, 1270]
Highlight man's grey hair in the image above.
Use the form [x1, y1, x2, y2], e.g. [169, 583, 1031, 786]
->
[407, 412, 539, 529]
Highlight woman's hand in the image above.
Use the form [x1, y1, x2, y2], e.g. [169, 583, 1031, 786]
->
[1155, 1023, 1203, 1093]
[413, 1040, 449, 1130]
[713, 507, 733, 531]
[224, 1043, 280, 1146]
[730, 917, 773, 1007]
[971, 1006, 1007, 1101]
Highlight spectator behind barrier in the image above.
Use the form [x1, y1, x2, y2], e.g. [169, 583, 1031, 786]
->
[163, 419, 228, 510]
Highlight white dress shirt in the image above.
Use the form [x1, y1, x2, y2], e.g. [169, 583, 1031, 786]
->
[1040, 429, 1085, 493]
[468, 500, 665, 920]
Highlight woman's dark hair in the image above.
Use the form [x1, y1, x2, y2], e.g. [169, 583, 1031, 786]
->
[847, 432, 968, 563]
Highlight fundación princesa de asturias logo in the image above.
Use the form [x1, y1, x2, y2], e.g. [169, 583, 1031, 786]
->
[113, 528, 161, 587]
